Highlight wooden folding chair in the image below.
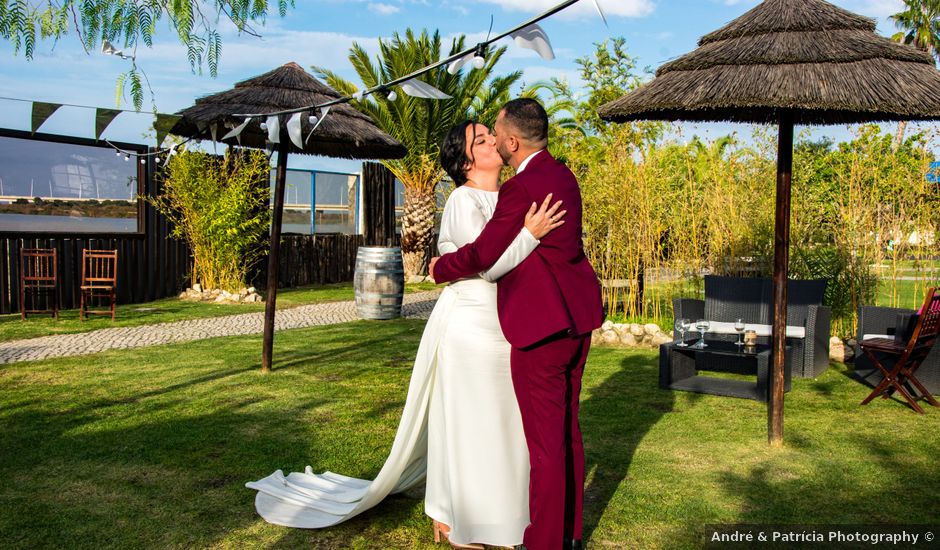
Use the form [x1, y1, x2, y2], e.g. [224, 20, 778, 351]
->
[859, 287, 940, 414]
[19, 248, 58, 320]
[80, 249, 118, 321]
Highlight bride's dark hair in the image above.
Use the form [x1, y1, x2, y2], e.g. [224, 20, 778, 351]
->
[440, 120, 477, 187]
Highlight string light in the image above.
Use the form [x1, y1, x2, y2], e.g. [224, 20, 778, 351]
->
[472, 43, 487, 70]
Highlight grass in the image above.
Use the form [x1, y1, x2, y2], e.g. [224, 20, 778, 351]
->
[0, 281, 440, 343]
[1, 320, 937, 549]
[874, 278, 940, 311]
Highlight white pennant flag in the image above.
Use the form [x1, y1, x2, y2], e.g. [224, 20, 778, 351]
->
[511, 24, 555, 60]
[222, 119, 250, 143]
[287, 113, 303, 149]
[266, 115, 280, 144]
[447, 52, 475, 75]
[400, 78, 452, 100]
[305, 106, 331, 144]
[592, 0, 608, 27]
[210, 123, 219, 154]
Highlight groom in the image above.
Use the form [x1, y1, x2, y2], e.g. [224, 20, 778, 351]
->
[430, 98, 603, 550]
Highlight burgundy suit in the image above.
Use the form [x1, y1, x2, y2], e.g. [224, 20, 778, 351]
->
[433, 150, 603, 550]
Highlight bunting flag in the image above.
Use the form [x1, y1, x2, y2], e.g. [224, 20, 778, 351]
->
[286, 113, 303, 149]
[591, 0, 608, 27]
[154, 114, 181, 148]
[222, 118, 250, 143]
[94, 108, 122, 140]
[305, 106, 331, 144]
[210, 123, 219, 153]
[511, 24, 555, 60]
[31, 102, 63, 134]
[447, 52, 475, 75]
[400, 78, 452, 100]
[266, 115, 280, 144]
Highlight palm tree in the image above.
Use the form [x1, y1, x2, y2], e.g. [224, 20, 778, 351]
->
[890, 0, 940, 148]
[314, 29, 520, 278]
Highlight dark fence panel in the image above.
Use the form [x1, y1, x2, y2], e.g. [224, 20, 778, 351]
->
[253, 234, 364, 290]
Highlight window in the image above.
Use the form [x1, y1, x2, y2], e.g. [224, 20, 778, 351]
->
[270, 169, 360, 234]
[0, 133, 143, 233]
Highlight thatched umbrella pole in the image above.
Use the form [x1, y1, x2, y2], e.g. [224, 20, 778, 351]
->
[597, 0, 940, 445]
[262, 140, 290, 374]
[770, 113, 794, 446]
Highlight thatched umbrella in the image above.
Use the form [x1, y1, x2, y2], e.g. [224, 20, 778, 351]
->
[598, 0, 940, 445]
[173, 62, 406, 373]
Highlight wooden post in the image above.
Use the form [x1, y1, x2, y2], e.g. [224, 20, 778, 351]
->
[261, 141, 289, 373]
[769, 112, 793, 446]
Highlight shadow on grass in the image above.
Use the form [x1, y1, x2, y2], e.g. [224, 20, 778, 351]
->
[713, 433, 940, 526]
[580, 350, 676, 542]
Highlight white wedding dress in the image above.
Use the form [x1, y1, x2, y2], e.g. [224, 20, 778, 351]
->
[246, 185, 536, 546]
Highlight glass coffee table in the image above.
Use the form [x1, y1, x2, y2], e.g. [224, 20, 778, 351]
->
[658, 339, 791, 402]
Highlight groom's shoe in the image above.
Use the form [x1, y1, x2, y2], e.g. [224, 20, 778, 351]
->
[564, 539, 583, 550]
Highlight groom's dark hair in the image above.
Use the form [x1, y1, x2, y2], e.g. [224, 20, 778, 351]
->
[500, 98, 548, 145]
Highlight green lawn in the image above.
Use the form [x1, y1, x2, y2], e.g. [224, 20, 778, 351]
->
[1, 320, 937, 548]
[0, 282, 439, 343]
[874, 278, 940, 310]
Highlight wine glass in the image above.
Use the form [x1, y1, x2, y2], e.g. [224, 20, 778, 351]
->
[674, 318, 689, 347]
[734, 318, 746, 346]
[694, 319, 710, 348]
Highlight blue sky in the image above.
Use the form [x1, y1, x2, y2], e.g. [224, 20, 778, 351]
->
[0, 0, 934, 174]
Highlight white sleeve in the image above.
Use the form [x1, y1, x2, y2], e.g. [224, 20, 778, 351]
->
[480, 228, 539, 282]
[437, 189, 539, 281]
[437, 190, 483, 255]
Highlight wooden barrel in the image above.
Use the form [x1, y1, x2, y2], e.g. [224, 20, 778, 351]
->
[354, 247, 404, 320]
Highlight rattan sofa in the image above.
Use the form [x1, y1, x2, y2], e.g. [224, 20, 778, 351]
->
[672, 276, 832, 378]
[854, 305, 940, 394]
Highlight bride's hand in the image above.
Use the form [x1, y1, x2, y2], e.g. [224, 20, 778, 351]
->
[524, 193, 566, 239]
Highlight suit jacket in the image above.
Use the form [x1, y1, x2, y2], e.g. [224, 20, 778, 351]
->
[433, 150, 603, 349]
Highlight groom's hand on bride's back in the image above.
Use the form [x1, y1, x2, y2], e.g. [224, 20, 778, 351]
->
[429, 257, 439, 282]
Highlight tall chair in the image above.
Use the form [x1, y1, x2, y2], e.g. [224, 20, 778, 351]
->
[19, 248, 58, 320]
[80, 249, 118, 321]
[859, 288, 940, 414]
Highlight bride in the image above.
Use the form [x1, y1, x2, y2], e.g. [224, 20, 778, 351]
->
[246, 120, 565, 548]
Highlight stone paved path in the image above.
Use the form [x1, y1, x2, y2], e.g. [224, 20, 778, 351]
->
[0, 290, 441, 365]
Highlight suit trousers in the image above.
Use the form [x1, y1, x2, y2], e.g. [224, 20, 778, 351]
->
[510, 331, 591, 550]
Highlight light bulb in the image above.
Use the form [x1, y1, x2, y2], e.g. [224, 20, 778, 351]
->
[124, 154, 130, 161]
[115, 150, 121, 156]
[387, 90, 398, 102]
[140, 158, 146, 164]
[259, 122, 268, 131]
[308, 115, 318, 125]
[170, 147, 178, 155]
[472, 55, 486, 69]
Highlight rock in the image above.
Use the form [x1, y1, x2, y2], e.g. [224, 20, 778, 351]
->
[214, 295, 226, 302]
[602, 330, 619, 344]
[591, 331, 602, 345]
[193, 284, 202, 292]
[248, 287, 256, 294]
[846, 339, 857, 348]
[239, 288, 249, 296]
[602, 320, 614, 331]
[644, 323, 662, 336]
[629, 323, 645, 337]
[611, 324, 626, 336]
[619, 333, 637, 347]
[652, 334, 674, 347]
[179, 292, 188, 299]
[829, 338, 855, 363]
